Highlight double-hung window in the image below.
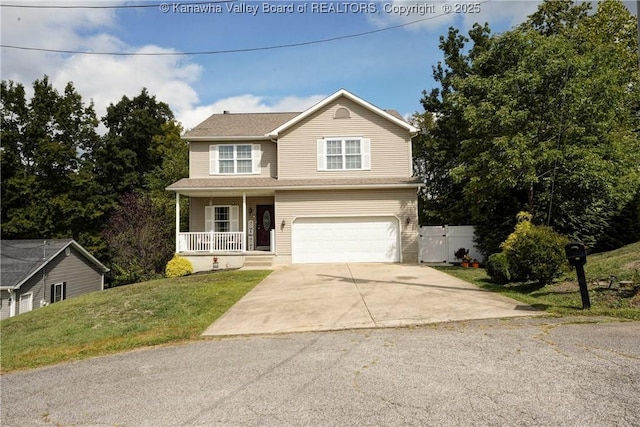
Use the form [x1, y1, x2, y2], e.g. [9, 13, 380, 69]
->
[210, 144, 261, 175]
[205, 206, 239, 232]
[317, 137, 370, 171]
[50, 283, 66, 304]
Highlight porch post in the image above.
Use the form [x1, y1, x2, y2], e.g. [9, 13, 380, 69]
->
[175, 192, 180, 253]
[242, 192, 247, 252]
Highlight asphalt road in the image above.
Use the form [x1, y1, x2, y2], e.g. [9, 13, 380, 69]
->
[2, 317, 639, 426]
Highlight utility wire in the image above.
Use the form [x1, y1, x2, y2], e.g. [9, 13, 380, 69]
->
[1, 1, 492, 56]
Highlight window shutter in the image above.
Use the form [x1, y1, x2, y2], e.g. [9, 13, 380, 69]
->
[361, 138, 371, 170]
[230, 206, 239, 232]
[205, 206, 214, 232]
[50, 284, 55, 304]
[252, 144, 261, 175]
[317, 139, 326, 171]
[209, 145, 219, 175]
[62, 282, 67, 301]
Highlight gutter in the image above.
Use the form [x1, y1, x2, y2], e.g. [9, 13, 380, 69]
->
[167, 182, 424, 192]
[182, 136, 272, 142]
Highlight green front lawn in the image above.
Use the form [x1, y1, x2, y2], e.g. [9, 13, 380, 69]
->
[0, 270, 270, 373]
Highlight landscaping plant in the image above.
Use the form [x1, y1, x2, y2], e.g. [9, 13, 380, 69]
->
[500, 212, 568, 286]
[165, 254, 193, 278]
[486, 252, 511, 284]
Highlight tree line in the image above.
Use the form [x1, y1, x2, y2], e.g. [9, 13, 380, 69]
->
[1, 77, 188, 285]
[413, 0, 640, 256]
[2, 0, 639, 286]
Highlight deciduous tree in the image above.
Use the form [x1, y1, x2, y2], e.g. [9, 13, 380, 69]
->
[416, 0, 640, 254]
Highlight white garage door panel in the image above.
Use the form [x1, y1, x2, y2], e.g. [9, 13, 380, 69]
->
[293, 217, 400, 263]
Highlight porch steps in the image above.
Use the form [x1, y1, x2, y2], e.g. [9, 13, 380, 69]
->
[242, 254, 274, 269]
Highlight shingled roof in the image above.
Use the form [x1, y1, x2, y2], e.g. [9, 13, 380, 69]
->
[184, 112, 299, 138]
[183, 86, 413, 141]
[0, 239, 109, 289]
[184, 109, 407, 139]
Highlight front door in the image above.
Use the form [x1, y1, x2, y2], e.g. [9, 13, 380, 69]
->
[256, 205, 274, 248]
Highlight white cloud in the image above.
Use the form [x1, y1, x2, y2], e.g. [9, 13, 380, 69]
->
[53, 42, 203, 122]
[1, 2, 326, 134]
[0, 3, 119, 83]
[369, 0, 542, 32]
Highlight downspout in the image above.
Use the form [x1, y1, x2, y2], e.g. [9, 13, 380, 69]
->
[9, 290, 15, 317]
[42, 267, 46, 307]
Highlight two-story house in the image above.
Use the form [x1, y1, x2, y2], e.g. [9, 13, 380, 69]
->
[167, 89, 421, 271]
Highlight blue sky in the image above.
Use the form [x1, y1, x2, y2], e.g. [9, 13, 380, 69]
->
[2, 1, 635, 130]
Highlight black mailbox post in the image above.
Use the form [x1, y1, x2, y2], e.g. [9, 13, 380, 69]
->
[565, 242, 590, 309]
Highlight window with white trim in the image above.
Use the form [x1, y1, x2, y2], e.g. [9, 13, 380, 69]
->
[210, 144, 261, 175]
[317, 137, 370, 171]
[205, 206, 239, 232]
[50, 282, 67, 303]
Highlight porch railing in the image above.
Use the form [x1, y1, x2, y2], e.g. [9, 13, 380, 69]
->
[178, 232, 245, 253]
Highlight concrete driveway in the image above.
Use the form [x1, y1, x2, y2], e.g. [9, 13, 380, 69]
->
[203, 264, 540, 336]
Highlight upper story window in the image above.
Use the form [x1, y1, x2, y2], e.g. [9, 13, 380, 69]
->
[317, 137, 370, 171]
[210, 144, 261, 175]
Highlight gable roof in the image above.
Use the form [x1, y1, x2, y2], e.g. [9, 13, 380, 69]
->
[184, 112, 298, 140]
[268, 89, 419, 138]
[0, 239, 109, 290]
[183, 89, 417, 141]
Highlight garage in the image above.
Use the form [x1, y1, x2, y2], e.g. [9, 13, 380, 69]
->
[292, 217, 400, 263]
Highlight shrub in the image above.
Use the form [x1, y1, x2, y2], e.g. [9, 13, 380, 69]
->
[486, 252, 511, 284]
[501, 211, 533, 253]
[501, 215, 568, 286]
[165, 255, 193, 278]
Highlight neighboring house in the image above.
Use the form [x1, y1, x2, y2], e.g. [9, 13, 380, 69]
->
[0, 239, 109, 319]
[167, 89, 421, 270]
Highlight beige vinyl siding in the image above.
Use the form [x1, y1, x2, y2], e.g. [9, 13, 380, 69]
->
[189, 140, 277, 178]
[275, 188, 418, 262]
[277, 98, 412, 179]
[189, 196, 274, 233]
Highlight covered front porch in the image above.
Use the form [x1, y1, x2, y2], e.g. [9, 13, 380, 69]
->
[173, 190, 276, 255]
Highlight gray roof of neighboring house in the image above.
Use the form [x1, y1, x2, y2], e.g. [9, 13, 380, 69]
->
[183, 110, 407, 139]
[0, 239, 109, 290]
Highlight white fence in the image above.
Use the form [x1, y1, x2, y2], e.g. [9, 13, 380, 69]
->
[178, 232, 245, 253]
[418, 225, 483, 263]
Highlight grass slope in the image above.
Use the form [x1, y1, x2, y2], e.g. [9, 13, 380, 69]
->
[438, 241, 640, 320]
[1, 270, 270, 373]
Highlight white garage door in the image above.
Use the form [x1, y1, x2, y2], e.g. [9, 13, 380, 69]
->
[292, 217, 400, 263]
